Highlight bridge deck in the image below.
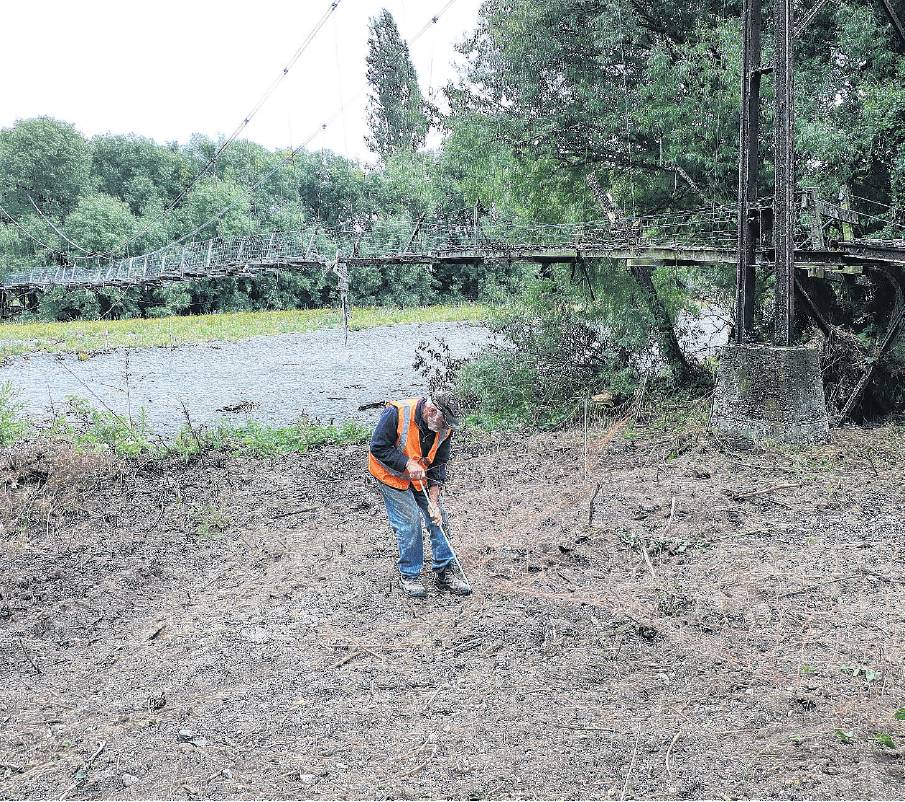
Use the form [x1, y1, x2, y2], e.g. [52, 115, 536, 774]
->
[1, 233, 903, 293]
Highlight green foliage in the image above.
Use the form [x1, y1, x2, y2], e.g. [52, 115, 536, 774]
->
[38, 287, 102, 322]
[194, 505, 232, 538]
[91, 133, 189, 214]
[365, 9, 433, 159]
[841, 664, 881, 681]
[176, 176, 255, 239]
[177, 418, 369, 458]
[457, 271, 640, 429]
[0, 383, 30, 445]
[64, 193, 139, 254]
[54, 397, 157, 457]
[46, 396, 367, 460]
[875, 733, 896, 749]
[0, 117, 91, 219]
[834, 729, 855, 745]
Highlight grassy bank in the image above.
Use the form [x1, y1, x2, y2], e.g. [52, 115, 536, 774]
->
[0, 304, 490, 361]
[0, 388, 370, 459]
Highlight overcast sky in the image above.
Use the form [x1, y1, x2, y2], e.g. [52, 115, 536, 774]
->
[0, 0, 483, 163]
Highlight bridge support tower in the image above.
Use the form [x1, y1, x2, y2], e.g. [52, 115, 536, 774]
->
[713, 0, 829, 444]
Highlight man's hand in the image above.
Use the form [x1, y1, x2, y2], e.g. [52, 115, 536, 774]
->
[427, 499, 443, 526]
[406, 458, 426, 482]
[427, 484, 443, 526]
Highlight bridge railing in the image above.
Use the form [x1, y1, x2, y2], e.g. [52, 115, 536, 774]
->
[0, 208, 741, 289]
[15, 199, 904, 291]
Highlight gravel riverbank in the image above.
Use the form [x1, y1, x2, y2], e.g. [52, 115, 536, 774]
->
[0, 322, 493, 435]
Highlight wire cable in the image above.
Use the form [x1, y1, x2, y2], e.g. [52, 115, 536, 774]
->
[27, 194, 91, 254]
[96, 0, 344, 259]
[0, 199, 76, 258]
[135, 0, 463, 254]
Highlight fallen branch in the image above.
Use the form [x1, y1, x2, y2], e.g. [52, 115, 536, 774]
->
[665, 730, 681, 778]
[396, 745, 438, 779]
[620, 732, 640, 801]
[18, 639, 41, 675]
[733, 482, 801, 499]
[59, 740, 106, 801]
[638, 537, 658, 580]
[779, 569, 890, 598]
[588, 482, 603, 526]
[330, 650, 363, 669]
[271, 507, 317, 520]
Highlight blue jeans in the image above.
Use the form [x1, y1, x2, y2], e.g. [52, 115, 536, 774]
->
[378, 482, 455, 578]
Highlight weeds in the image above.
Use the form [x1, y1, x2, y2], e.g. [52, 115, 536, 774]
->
[194, 505, 232, 538]
[0, 383, 30, 445]
[30, 397, 369, 459]
[175, 419, 369, 458]
[54, 397, 157, 456]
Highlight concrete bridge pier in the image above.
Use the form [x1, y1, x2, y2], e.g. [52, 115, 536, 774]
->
[710, 344, 829, 445]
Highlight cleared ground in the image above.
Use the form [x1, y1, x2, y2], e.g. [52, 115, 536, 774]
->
[1, 410, 904, 799]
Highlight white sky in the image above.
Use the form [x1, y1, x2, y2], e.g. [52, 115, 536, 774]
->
[0, 0, 483, 163]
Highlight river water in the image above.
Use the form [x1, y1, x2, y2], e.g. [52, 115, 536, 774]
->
[0, 322, 494, 436]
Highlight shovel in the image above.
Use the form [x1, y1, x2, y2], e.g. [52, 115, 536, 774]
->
[415, 481, 471, 589]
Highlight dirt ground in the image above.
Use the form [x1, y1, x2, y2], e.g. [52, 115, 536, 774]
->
[1, 405, 904, 800]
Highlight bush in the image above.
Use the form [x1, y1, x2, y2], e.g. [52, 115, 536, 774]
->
[52, 397, 157, 456]
[456, 281, 639, 429]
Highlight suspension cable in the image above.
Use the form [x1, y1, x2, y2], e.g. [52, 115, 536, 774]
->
[134, 0, 462, 255]
[95, 0, 344, 259]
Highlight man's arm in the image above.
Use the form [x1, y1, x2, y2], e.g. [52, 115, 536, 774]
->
[369, 406, 409, 473]
[426, 431, 454, 487]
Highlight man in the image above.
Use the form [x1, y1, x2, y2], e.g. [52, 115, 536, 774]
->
[368, 391, 472, 598]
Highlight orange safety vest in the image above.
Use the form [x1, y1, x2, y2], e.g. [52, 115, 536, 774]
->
[368, 397, 451, 491]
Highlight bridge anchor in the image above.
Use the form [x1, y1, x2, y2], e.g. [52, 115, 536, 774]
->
[711, 344, 828, 445]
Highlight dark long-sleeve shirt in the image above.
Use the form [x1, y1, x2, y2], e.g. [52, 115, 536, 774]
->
[369, 397, 453, 486]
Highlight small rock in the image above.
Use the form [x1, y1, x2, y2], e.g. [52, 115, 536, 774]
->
[122, 773, 139, 787]
[222, 769, 233, 780]
[177, 729, 196, 743]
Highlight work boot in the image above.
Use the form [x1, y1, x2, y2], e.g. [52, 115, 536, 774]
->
[399, 573, 427, 598]
[436, 565, 472, 596]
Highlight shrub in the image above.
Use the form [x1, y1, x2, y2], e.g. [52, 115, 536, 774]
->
[0, 383, 30, 445]
[456, 280, 640, 429]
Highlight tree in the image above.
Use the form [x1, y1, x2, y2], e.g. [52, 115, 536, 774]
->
[0, 117, 92, 219]
[365, 9, 433, 160]
[91, 134, 190, 215]
[175, 177, 255, 240]
[64, 194, 139, 255]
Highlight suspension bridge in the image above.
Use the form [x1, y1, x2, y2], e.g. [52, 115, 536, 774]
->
[1, 194, 903, 294]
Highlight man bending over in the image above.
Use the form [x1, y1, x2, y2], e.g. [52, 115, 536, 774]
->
[368, 391, 471, 598]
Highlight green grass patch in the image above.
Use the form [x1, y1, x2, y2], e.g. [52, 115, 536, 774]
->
[173, 419, 369, 458]
[0, 304, 490, 361]
[0, 382, 30, 445]
[45, 396, 370, 459]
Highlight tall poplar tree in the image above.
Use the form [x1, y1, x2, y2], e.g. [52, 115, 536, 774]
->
[365, 9, 432, 160]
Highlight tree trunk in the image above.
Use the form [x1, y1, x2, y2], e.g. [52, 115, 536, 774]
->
[629, 263, 697, 383]
[585, 172, 697, 383]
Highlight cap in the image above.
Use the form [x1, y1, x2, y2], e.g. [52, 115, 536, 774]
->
[431, 390, 464, 429]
